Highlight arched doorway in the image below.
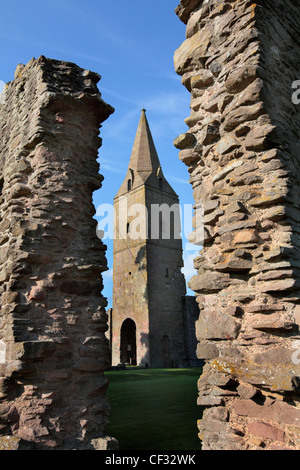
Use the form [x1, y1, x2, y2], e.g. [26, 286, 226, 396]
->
[162, 335, 171, 368]
[120, 318, 137, 365]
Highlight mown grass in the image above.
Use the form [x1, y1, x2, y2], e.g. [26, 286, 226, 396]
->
[104, 367, 203, 451]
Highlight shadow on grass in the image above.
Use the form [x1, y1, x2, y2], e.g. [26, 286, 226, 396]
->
[104, 367, 203, 451]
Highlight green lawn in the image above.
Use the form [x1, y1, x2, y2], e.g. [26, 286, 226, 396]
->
[104, 367, 203, 451]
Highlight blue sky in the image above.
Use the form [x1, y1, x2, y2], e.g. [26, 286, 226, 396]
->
[0, 0, 199, 307]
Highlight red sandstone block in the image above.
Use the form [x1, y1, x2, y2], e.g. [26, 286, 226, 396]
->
[247, 422, 285, 443]
[28, 287, 45, 301]
[234, 399, 300, 427]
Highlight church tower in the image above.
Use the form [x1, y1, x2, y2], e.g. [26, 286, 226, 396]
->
[111, 109, 187, 367]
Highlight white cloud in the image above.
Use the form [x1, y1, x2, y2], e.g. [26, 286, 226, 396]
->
[166, 174, 189, 185]
[99, 86, 140, 106]
[0, 81, 5, 94]
[103, 269, 113, 280]
[50, 48, 111, 66]
[100, 162, 125, 174]
[100, 108, 140, 146]
[144, 92, 188, 117]
[181, 251, 198, 282]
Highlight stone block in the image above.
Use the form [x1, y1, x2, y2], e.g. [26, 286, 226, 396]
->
[174, 30, 211, 75]
[224, 63, 258, 94]
[247, 422, 285, 443]
[196, 309, 240, 341]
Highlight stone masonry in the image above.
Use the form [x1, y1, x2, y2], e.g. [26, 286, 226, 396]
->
[0, 56, 116, 449]
[174, 0, 300, 450]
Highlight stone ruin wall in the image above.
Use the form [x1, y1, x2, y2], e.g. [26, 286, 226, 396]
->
[0, 56, 117, 450]
[174, 0, 300, 450]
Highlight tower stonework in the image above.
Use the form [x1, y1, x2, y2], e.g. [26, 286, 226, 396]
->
[111, 110, 188, 368]
[174, 0, 300, 450]
[0, 57, 116, 450]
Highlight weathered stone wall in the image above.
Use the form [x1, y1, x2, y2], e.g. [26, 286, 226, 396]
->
[0, 56, 116, 449]
[175, 0, 300, 450]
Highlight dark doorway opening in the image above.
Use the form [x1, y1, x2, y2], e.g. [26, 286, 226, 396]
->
[120, 318, 137, 365]
[162, 335, 171, 368]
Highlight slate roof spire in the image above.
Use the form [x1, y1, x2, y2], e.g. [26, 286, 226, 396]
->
[114, 109, 177, 198]
[128, 108, 161, 175]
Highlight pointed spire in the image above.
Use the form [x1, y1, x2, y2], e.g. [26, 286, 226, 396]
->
[128, 109, 161, 174]
[115, 109, 178, 199]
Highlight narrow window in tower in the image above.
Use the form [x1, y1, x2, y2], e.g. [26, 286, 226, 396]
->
[127, 222, 130, 234]
[170, 212, 175, 240]
[128, 179, 132, 191]
[165, 268, 169, 278]
[147, 211, 151, 240]
[159, 177, 163, 191]
[159, 212, 163, 239]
